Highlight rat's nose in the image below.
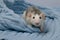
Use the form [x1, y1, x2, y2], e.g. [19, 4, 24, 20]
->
[35, 23, 39, 25]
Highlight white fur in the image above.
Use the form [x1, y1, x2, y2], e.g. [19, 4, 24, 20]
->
[23, 11, 45, 32]
[30, 14, 44, 27]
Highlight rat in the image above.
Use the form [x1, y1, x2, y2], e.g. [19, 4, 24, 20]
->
[23, 6, 46, 32]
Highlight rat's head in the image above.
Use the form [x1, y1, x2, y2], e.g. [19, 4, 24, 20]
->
[30, 13, 45, 27]
[25, 6, 46, 27]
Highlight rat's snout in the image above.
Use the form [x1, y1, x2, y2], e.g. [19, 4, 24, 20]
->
[35, 22, 39, 25]
[35, 19, 40, 25]
[33, 14, 40, 25]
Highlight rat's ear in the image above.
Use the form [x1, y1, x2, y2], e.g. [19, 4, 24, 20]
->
[23, 11, 27, 18]
[42, 13, 46, 20]
[27, 13, 32, 17]
[23, 11, 32, 18]
[40, 13, 46, 20]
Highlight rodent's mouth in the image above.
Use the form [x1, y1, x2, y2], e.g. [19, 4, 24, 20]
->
[31, 24, 40, 28]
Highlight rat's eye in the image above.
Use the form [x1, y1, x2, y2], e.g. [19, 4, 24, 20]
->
[33, 17, 35, 19]
[39, 17, 41, 19]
